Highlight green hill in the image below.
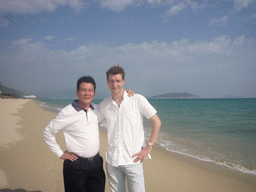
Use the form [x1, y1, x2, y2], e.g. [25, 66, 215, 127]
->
[150, 92, 199, 99]
[0, 86, 24, 98]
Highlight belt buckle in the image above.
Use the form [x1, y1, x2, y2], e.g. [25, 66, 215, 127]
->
[87, 157, 94, 162]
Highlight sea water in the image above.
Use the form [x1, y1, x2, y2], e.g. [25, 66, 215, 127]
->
[36, 98, 256, 176]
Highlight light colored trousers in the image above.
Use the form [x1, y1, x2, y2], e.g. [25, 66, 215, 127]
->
[106, 162, 146, 192]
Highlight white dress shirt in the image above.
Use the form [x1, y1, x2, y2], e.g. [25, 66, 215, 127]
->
[43, 101, 100, 158]
[99, 91, 157, 166]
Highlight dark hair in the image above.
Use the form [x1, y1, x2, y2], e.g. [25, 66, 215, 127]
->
[77, 76, 96, 91]
[106, 65, 125, 80]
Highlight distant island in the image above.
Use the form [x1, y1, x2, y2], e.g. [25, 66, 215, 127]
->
[150, 92, 199, 99]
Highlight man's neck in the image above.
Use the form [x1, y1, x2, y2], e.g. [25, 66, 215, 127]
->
[112, 90, 124, 106]
[77, 101, 91, 111]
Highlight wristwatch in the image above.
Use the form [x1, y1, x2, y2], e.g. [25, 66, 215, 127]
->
[147, 142, 154, 146]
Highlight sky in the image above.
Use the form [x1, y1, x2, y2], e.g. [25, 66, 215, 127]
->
[0, 0, 256, 98]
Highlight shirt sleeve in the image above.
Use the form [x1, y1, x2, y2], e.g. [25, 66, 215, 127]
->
[94, 103, 105, 123]
[43, 110, 68, 158]
[137, 94, 157, 119]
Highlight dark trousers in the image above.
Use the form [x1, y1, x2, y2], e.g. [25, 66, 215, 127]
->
[63, 153, 105, 192]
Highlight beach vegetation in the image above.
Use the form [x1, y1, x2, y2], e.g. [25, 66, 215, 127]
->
[0, 85, 24, 99]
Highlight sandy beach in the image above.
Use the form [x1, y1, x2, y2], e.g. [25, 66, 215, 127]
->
[0, 99, 255, 192]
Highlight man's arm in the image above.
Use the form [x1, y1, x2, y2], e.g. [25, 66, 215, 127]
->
[43, 111, 78, 161]
[132, 113, 161, 162]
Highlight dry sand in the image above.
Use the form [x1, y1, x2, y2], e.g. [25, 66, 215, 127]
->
[0, 99, 255, 192]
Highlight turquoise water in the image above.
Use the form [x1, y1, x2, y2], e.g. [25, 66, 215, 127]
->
[36, 98, 256, 175]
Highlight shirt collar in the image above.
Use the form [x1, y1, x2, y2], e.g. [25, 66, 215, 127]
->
[111, 90, 128, 105]
[72, 100, 94, 112]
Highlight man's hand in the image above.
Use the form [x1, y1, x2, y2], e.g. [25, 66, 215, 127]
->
[60, 151, 78, 161]
[125, 89, 135, 97]
[132, 145, 152, 163]
[132, 114, 161, 163]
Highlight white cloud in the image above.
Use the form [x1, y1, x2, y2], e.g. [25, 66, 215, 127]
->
[44, 36, 56, 41]
[13, 38, 33, 45]
[166, 2, 186, 15]
[97, 0, 255, 15]
[2, 35, 255, 96]
[233, 0, 255, 11]
[97, 0, 205, 13]
[146, 0, 174, 6]
[209, 16, 228, 26]
[9, 35, 255, 70]
[12, 38, 48, 62]
[232, 35, 245, 46]
[98, 0, 139, 12]
[163, 0, 205, 18]
[12, 35, 254, 61]
[190, 1, 205, 10]
[0, 0, 88, 14]
[66, 37, 74, 41]
[0, 0, 254, 15]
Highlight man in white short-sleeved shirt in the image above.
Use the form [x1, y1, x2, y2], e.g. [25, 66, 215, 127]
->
[99, 65, 161, 192]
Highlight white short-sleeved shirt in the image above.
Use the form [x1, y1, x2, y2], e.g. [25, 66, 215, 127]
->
[99, 91, 157, 166]
[43, 101, 100, 158]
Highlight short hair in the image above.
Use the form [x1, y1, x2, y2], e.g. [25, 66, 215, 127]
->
[76, 76, 96, 91]
[106, 65, 125, 80]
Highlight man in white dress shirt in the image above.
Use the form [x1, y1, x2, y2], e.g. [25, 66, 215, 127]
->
[43, 76, 105, 192]
[99, 65, 161, 192]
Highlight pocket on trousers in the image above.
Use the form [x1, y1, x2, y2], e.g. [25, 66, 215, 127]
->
[64, 159, 81, 170]
[91, 155, 104, 171]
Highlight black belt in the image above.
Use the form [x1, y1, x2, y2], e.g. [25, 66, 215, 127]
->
[78, 152, 99, 162]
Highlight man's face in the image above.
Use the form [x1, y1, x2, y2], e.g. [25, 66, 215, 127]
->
[76, 82, 95, 107]
[107, 74, 125, 96]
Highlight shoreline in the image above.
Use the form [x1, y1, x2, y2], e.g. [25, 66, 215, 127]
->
[0, 99, 255, 191]
[152, 143, 256, 188]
